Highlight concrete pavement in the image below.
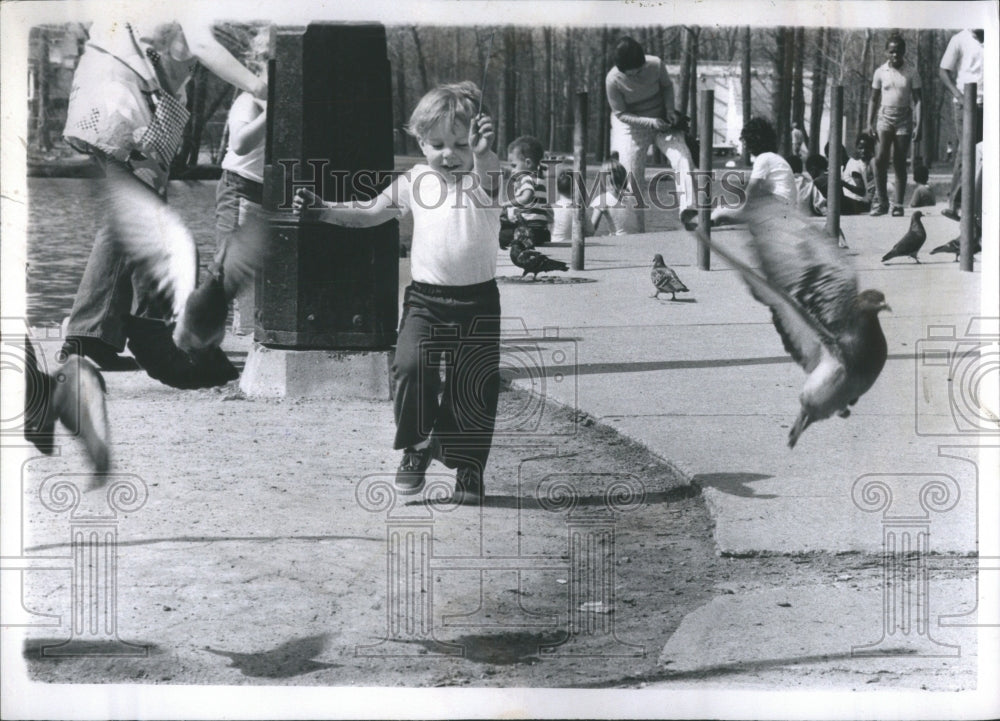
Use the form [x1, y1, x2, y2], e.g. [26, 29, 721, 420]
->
[496, 206, 989, 555]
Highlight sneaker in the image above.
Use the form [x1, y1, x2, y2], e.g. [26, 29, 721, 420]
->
[395, 447, 432, 495]
[449, 465, 484, 505]
[891, 206, 904, 217]
[869, 204, 889, 217]
[941, 208, 960, 222]
[61, 337, 140, 371]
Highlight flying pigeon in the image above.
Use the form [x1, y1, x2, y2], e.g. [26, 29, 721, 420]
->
[23, 336, 111, 479]
[697, 197, 891, 448]
[650, 254, 689, 300]
[510, 226, 568, 279]
[881, 211, 926, 263]
[930, 235, 981, 262]
[104, 165, 270, 352]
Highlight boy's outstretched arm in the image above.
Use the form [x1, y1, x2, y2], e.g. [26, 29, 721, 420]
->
[470, 114, 502, 195]
[292, 188, 401, 228]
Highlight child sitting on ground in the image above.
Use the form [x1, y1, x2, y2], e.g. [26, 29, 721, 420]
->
[293, 81, 501, 506]
[841, 133, 875, 215]
[550, 169, 593, 242]
[499, 135, 552, 248]
[589, 158, 640, 235]
[711, 116, 796, 225]
[908, 164, 936, 207]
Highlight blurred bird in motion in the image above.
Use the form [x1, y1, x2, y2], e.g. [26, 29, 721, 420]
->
[650, 254, 689, 300]
[23, 336, 110, 483]
[696, 197, 891, 448]
[881, 211, 926, 263]
[104, 165, 271, 354]
[510, 225, 568, 279]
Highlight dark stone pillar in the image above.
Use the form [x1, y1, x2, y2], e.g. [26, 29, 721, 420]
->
[258, 23, 398, 350]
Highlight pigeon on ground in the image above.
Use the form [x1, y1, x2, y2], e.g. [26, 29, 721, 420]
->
[696, 197, 891, 448]
[650, 254, 689, 300]
[105, 165, 270, 353]
[930, 235, 981, 262]
[881, 211, 926, 263]
[23, 336, 111, 479]
[510, 226, 568, 279]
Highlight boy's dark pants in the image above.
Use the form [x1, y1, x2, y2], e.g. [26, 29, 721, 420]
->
[392, 280, 501, 472]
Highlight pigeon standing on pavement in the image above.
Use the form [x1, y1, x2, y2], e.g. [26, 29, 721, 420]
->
[105, 165, 270, 353]
[930, 235, 981, 262]
[650, 254, 689, 300]
[23, 336, 111, 479]
[509, 226, 568, 280]
[696, 197, 891, 448]
[881, 211, 926, 263]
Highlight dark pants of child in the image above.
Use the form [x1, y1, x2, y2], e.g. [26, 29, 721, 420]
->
[392, 280, 501, 474]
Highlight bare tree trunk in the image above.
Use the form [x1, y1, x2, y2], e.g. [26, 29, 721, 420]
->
[499, 26, 517, 155]
[679, 27, 693, 117]
[410, 26, 430, 95]
[858, 29, 873, 142]
[599, 26, 611, 160]
[742, 26, 752, 165]
[545, 27, 555, 151]
[562, 27, 575, 152]
[773, 27, 794, 159]
[688, 28, 699, 128]
[792, 26, 806, 131]
[917, 29, 937, 163]
[808, 27, 827, 156]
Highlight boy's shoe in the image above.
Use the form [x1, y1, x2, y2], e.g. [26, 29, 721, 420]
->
[891, 206, 904, 217]
[679, 208, 698, 231]
[448, 465, 484, 505]
[395, 447, 433, 495]
[61, 337, 140, 371]
[942, 208, 960, 222]
[869, 204, 889, 217]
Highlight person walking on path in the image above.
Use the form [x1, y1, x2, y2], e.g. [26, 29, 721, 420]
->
[939, 28, 984, 222]
[293, 82, 502, 506]
[867, 33, 922, 217]
[61, 17, 267, 387]
[605, 36, 698, 233]
[214, 27, 270, 334]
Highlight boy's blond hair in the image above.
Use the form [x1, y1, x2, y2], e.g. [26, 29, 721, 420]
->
[406, 81, 487, 141]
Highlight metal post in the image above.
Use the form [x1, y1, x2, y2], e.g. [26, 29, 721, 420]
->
[960, 83, 976, 272]
[696, 89, 713, 270]
[825, 86, 843, 240]
[572, 91, 588, 271]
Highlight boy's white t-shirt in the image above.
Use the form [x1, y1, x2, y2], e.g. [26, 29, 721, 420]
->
[843, 156, 869, 202]
[590, 189, 640, 236]
[750, 152, 796, 203]
[386, 164, 501, 286]
[550, 196, 574, 242]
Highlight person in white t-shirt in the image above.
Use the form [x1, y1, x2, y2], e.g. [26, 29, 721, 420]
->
[711, 116, 795, 226]
[939, 29, 984, 221]
[590, 159, 641, 236]
[550, 170, 593, 242]
[215, 28, 269, 333]
[293, 82, 501, 506]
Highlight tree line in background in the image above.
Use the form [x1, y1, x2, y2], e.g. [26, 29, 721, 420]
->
[28, 23, 960, 171]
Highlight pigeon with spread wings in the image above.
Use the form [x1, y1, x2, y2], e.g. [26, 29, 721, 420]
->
[701, 198, 890, 448]
[104, 165, 270, 354]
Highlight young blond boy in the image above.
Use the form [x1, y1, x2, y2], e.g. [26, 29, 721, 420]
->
[294, 82, 501, 505]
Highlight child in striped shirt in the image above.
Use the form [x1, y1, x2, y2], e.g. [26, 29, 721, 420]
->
[499, 135, 553, 248]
